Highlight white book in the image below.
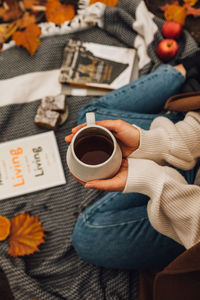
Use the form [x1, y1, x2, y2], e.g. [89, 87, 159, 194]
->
[0, 131, 66, 201]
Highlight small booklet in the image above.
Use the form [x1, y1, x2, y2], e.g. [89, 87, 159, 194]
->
[0, 132, 66, 201]
[59, 39, 138, 93]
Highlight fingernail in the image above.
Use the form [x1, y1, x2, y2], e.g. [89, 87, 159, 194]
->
[85, 183, 93, 188]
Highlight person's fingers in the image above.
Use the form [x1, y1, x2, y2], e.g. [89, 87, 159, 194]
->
[72, 123, 86, 133]
[65, 123, 87, 143]
[85, 178, 123, 191]
[65, 133, 74, 143]
[95, 120, 122, 133]
[85, 159, 128, 191]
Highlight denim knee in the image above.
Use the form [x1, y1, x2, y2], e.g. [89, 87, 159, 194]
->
[72, 213, 102, 267]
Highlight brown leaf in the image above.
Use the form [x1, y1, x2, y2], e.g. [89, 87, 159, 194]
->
[45, 0, 75, 24]
[0, 2, 22, 22]
[12, 23, 41, 55]
[9, 212, 45, 257]
[89, 0, 118, 6]
[164, 3, 187, 25]
[4, 0, 18, 9]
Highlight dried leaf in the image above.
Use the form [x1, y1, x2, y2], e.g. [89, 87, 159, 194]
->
[164, 3, 187, 25]
[9, 212, 45, 257]
[89, 0, 118, 6]
[0, 2, 22, 22]
[183, 0, 198, 6]
[0, 24, 9, 44]
[23, 0, 47, 10]
[160, 1, 179, 11]
[16, 12, 36, 29]
[0, 22, 18, 46]
[4, 0, 18, 9]
[12, 23, 41, 55]
[45, 0, 75, 24]
[0, 216, 11, 241]
[185, 3, 200, 17]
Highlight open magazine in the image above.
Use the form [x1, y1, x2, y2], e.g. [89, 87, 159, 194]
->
[59, 39, 138, 95]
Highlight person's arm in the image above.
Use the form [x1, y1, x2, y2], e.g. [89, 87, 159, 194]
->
[130, 111, 200, 170]
[124, 158, 200, 249]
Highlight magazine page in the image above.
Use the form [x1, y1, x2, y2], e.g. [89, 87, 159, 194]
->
[0, 131, 66, 201]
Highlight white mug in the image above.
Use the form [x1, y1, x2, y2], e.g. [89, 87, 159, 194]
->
[66, 112, 122, 182]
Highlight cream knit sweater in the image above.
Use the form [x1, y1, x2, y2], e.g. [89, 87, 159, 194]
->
[123, 112, 200, 249]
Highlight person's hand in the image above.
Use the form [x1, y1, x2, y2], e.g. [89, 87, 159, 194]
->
[71, 159, 128, 192]
[65, 119, 140, 157]
[65, 119, 139, 191]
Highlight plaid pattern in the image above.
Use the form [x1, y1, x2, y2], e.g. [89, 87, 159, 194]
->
[0, 0, 198, 299]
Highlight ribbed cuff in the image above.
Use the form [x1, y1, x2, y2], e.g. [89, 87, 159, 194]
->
[129, 126, 170, 162]
[123, 158, 165, 195]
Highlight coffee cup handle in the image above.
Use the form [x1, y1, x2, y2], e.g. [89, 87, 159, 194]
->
[86, 112, 96, 126]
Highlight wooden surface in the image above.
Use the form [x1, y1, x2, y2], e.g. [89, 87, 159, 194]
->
[145, 0, 200, 45]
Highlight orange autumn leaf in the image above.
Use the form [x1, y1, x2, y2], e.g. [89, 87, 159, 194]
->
[12, 23, 41, 55]
[0, 216, 11, 241]
[184, 0, 198, 6]
[8, 212, 45, 257]
[16, 12, 36, 29]
[164, 3, 187, 25]
[185, 3, 200, 17]
[89, 0, 118, 6]
[45, 0, 75, 25]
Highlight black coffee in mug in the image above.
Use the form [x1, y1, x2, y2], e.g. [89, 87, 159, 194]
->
[74, 134, 114, 165]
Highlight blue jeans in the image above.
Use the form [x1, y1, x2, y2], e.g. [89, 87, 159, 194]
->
[72, 65, 198, 270]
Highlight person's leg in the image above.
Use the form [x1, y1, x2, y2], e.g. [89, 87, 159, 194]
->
[78, 64, 185, 124]
[71, 64, 193, 270]
[72, 191, 185, 270]
[72, 109, 194, 270]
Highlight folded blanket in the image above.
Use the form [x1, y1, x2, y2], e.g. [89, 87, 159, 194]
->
[0, 0, 198, 299]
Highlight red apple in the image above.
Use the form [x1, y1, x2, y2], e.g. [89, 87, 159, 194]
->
[156, 39, 178, 62]
[162, 21, 183, 39]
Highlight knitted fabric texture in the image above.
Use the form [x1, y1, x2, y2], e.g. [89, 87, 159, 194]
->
[0, 0, 198, 299]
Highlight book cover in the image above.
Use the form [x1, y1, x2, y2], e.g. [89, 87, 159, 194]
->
[59, 39, 137, 91]
[0, 132, 66, 201]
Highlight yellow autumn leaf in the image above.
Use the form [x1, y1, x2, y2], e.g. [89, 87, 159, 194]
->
[164, 4, 187, 25]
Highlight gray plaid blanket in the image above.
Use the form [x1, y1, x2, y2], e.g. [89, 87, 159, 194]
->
[0, 0, 198, 299]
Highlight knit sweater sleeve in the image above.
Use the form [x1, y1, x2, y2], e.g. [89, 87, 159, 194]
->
[123, 158, 200, 249]
[129, 112, 200, 170]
